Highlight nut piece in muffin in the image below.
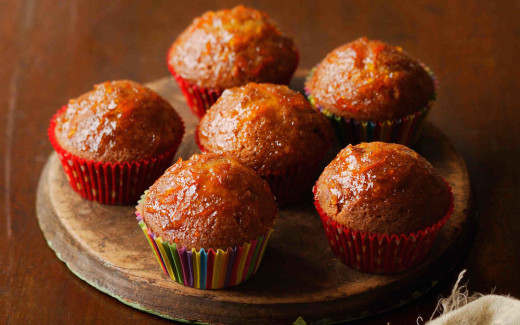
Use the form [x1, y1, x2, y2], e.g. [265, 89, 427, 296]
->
[138, 153, 278, 251]
[306, 37, 434, 121]
[197, 83, 332, 205]
[54, 80, 184, 162]
[168, 5, 299, 90]
[314, 142, 451, 235]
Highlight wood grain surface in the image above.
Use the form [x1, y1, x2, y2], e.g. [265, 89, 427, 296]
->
[36, 77, 473, 324]
[1, 1, 519, 324]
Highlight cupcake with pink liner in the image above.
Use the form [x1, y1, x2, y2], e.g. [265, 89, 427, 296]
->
[196, 83, 333, 207]
[167, 5, 299, 118]
[48, 80, 184, 205]
[305, 37, 437, 147]
[136, 153, 278, 289]
[313, 142, 453, 273]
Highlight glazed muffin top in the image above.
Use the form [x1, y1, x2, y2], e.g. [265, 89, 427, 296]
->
[54, 80, 184, 162]
[197, 83, 333, 174]
[306, 37, 435, 121]
[139, 153, 278, 250]
[168, 5, 299, 89]
[314, 142, 451, 235]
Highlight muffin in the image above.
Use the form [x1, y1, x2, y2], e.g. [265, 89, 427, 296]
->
[196, 83, 333, 206]
[48, 80, 184, 205]
[305, 37, 436, 146]
[314, 142, 453, 273]
[168, 5, 299, 118]
[136, 153, 278, 289]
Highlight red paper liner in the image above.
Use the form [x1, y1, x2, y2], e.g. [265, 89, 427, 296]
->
[167, 50, 299, 119]
[312, 182, 454, 273]
[48, 106, 184, 205]
[167, 66, 224, 119]
[260, 162, 323, 207]
[196, 127, 328, 207]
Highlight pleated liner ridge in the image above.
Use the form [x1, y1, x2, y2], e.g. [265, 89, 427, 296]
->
[48, 106, 184, 205]
[312, 182, 454, 273]
[136, 212, 272, 289]
[305, 63, 438, 147]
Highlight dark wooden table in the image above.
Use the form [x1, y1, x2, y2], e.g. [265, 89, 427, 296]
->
[1, 1, 519, 324]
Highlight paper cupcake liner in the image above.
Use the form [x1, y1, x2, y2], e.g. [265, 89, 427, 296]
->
[167, 66, 223, 119]
[260, 161, 324, 207]
[312, 183, 454, 273]
[167, 50, 298, 120]
[195, 128, 328, 207]
[305, 63, 437, 147]
[317, 106, 431, 147]
[136, 212, 272, 289]
[48, 106, 184, 205]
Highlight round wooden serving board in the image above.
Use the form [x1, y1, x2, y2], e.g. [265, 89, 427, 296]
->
[37, 73, 475, 325]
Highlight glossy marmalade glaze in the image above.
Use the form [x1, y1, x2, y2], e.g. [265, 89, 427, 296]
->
[140, 153, 278, 250]
[168, 5, 298, 89]
[315, 142, 451, 235]
[55, 80, 184, 162]
[197, 83, 333, 174]
[306, 37, 435, 121]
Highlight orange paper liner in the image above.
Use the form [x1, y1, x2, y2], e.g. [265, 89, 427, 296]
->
[48, 106, 184, 205]
[312, 183, 454, 273]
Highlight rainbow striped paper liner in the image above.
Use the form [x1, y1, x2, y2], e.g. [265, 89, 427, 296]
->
[195, 127, 329, 207]
[48, 106, 184, 205]
[305, 64, 437, 147]
[313, 182, 454, 273]
[136, 212, 272, 289]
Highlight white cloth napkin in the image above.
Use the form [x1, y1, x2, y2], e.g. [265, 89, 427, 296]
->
[424, 270, 520, 325]
[427, 295, 520, 325]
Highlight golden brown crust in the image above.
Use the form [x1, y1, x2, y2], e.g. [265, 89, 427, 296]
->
[197, 83, 333, 174]
[140, 153, 278, 250]
[306, 37, 434, 120]
[55, 80, 184, 162]
[315, 142, 451, 235]
[168, 5, 298, 89]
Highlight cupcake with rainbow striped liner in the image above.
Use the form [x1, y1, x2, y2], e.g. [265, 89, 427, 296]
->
[136, 153, 278, 289]
[305, 37, 437, 147]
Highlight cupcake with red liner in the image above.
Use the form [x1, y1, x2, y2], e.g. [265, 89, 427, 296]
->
[48, 80, 184, 205]
[313, 142, 453, 273]
[167, 5, 299, 118]
[305, 37, 437, 147]
[136, 153, 278, 289]
[196, 83, 333, 207]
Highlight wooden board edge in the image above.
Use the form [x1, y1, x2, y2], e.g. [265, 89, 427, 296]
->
[36, 156, 211, 324]
[36, 151, 477, 325]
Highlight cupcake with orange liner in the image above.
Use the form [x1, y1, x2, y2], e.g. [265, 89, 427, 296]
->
[305, 37, 436, 147]
[313, 142, 453, 273]
[48, 80, 184, 205]
[196, 83, 333, 207]
[136, 153, 278, 289]
[167, 5, 299, 118]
